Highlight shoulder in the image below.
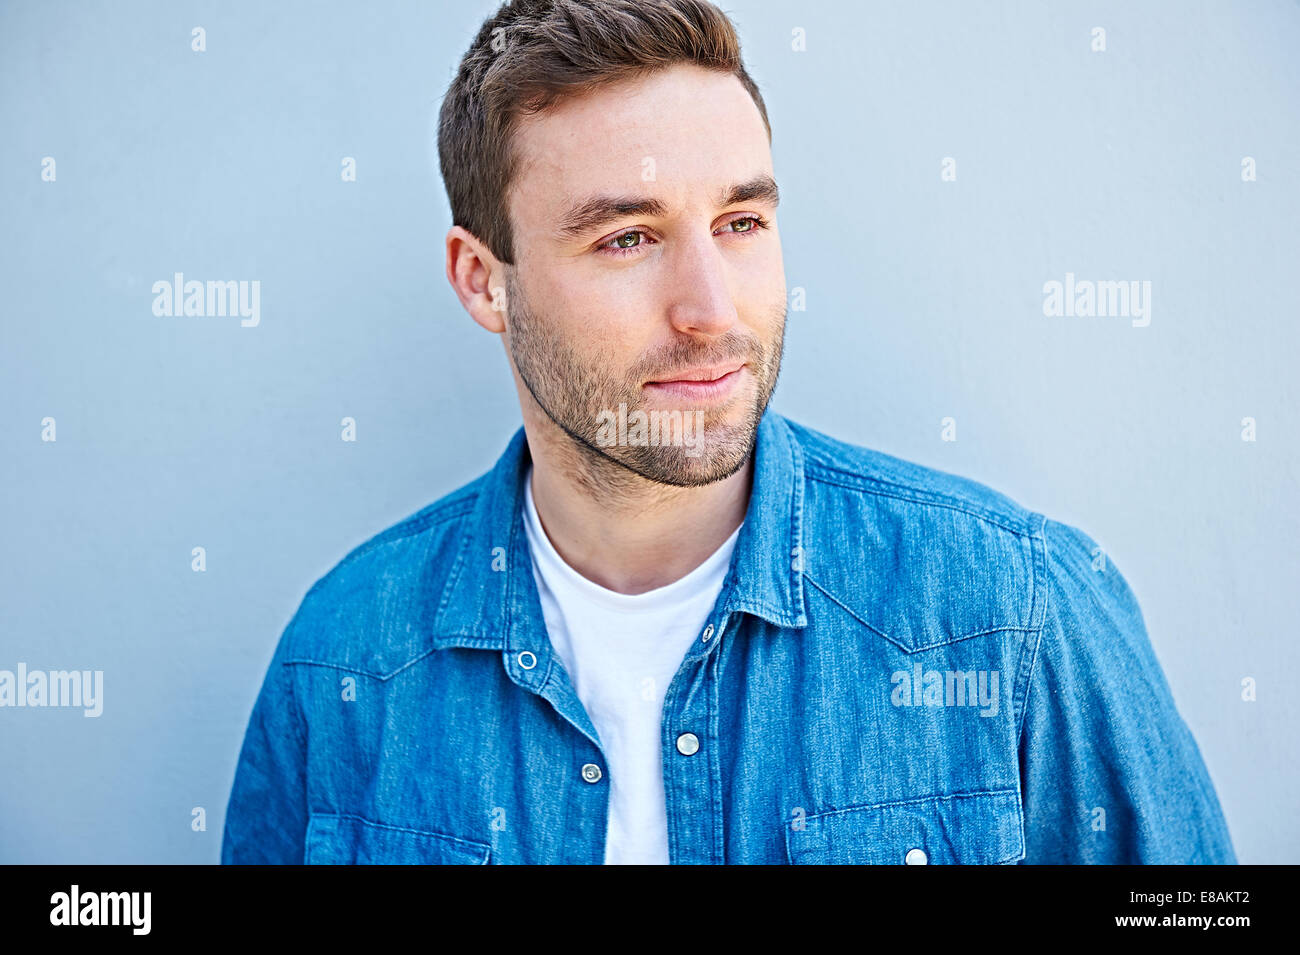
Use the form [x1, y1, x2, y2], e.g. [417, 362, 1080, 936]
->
[781, 415, 1041, 537]
[778, 414, 1148, 688]
[276, 471, 489, 674]
[781, 420, 1118, 585]
[777, 415, 1111, 652]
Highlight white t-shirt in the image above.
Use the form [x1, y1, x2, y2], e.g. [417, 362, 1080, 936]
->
[521, 466, 740, 865]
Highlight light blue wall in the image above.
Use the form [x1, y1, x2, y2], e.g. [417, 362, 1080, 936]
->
[1, 0, 1295, 863]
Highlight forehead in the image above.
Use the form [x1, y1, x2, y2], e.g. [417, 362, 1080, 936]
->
[507, 64, 772, 227]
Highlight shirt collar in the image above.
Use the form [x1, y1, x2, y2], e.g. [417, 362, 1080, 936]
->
[431, 407, 807, 650]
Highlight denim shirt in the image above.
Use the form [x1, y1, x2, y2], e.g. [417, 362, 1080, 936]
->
[221, 410, 1236, 864]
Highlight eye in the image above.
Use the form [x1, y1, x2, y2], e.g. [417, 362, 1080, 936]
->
[721, 215, 769, 235]
[597, 229, 656, 257]
[594, 215, 770, 258]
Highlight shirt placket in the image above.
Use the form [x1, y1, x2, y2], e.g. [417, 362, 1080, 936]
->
[661, 610, 734, 864]
[501, 518, 611, 864]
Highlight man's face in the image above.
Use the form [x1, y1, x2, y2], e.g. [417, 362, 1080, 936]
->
[501, 63, 786, 487]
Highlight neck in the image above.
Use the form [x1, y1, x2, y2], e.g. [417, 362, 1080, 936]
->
[522, 411, 752, 595]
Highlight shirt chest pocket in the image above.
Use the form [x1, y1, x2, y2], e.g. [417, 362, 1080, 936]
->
[785, 789, 1025, 865]
[306, 813, 491, 865]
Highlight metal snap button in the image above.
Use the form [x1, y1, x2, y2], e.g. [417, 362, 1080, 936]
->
[701, 624, 714, 643]
[676, 732, 700, 756]
[517, 650, 537, 670]
[581, 763, 602, 783]
[905, 847, 928, 865]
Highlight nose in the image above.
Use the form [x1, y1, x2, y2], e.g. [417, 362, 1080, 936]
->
[665, 231, 740, 337]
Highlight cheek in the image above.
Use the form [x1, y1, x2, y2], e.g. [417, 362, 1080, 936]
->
[734, 235, 784, 292]
[739, 261, 786, 328]
[558, 278, 657, 351]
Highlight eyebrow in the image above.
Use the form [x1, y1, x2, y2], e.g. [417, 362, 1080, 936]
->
[554, 174, 781, 242]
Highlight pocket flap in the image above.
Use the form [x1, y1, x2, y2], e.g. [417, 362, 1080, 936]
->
[786, 789, 1025, 865]
[306, 813, 490, 865]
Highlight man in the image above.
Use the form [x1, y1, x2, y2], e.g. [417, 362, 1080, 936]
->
[222, 0, 1236, 864]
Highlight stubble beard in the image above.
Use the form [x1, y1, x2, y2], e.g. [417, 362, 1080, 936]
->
[504, 269, 786, 490]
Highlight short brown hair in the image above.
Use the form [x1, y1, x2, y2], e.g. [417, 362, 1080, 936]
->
[437, 0, 771, 266]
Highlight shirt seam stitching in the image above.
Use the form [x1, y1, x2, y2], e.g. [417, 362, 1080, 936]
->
[801, 466, 1032, 537]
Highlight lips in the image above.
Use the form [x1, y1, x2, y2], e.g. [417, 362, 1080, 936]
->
[647, 362, 744, 385]
[642, 363, 746, 403]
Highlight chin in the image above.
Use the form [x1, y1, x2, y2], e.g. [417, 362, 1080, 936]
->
[620, 433, 756, 488]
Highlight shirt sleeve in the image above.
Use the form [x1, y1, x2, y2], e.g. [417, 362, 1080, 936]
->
[221, 617, 310, 864]
[1017, 517, 1236, 863]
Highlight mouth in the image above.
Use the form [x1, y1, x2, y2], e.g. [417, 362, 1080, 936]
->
[643, 362, 746, 402]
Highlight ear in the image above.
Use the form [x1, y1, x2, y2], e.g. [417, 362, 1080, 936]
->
[445, 225, 509, 333]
